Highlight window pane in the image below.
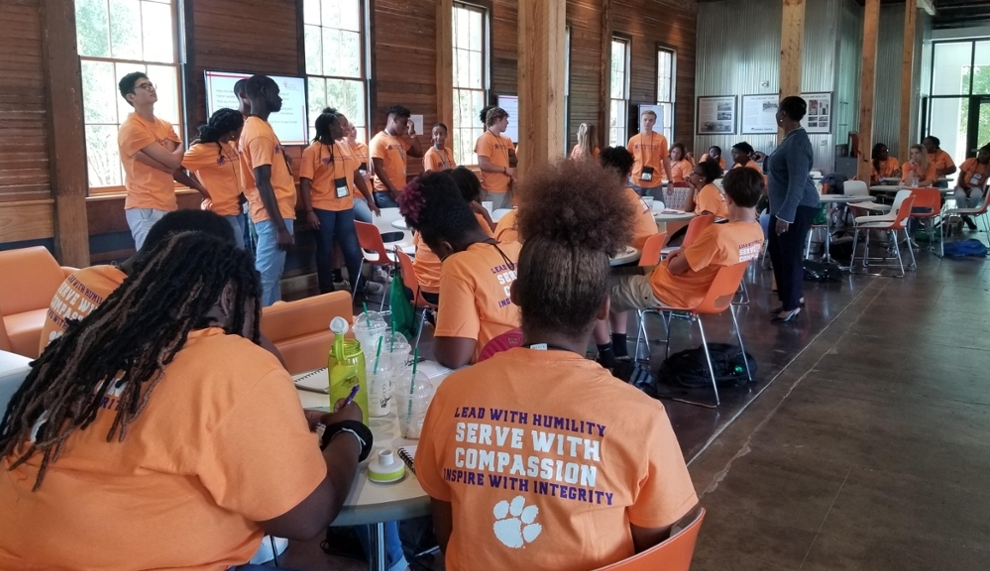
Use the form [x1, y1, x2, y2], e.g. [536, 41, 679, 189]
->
[109, 0, 142, 60]
[456, 49, 471, 88]
[336, 0, 361, 32]
[338, 31, 362, 78]
[81, 60, 118, 124]
[308, 77, 328, 123]
[972, 41, 990, 96]
[327, 78, 365, 129]
[303, 0, 321, 25]
[147, 64, 179, 125]
[610, 40, 626, 99]
[456, 8, 470, 50]
[75, 0, 111, 57]
[928, 97, 967, 167]
[469, 51, 482, 89]
[933, 42, 975, 96]
[469, 9, 482, 52]
[86, 124, 123, 187]
[141, 1, 174, 63]
[305, 25, 323, 75]
[323, 28, 341, 77]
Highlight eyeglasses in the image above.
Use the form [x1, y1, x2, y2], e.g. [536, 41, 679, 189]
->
[134, 83, 156, 92]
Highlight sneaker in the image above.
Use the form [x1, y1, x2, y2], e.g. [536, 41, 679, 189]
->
[333, 279, 351, 293]
[371, 267, 391, 283]
[361, 281, 385, 296]
[965, 217, 978, 231]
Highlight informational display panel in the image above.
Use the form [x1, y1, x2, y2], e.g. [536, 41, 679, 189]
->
[205, 71, 309, 145]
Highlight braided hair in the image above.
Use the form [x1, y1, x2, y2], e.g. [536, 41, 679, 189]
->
[0, 232, 262, 490]
[314, 106, 341, 165]
[192, 108, 244, 160]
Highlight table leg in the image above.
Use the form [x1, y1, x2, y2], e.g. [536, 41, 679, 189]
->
[369, 522, 387, 571]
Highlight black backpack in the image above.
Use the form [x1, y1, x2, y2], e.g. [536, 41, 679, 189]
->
[658, 343, 756, 388]
[802, 260, 842, 283]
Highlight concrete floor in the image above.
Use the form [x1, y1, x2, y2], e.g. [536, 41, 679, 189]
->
[282, 237, 990, 570]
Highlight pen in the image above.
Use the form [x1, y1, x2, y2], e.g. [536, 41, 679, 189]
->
[341, 385, 360, 408]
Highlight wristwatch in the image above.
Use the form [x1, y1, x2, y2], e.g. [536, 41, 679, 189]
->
[318, 420, 374, 461]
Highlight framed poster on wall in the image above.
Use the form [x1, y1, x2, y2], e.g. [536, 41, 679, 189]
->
[741, 94, 779, 135]
[802, 92, 832, 134]
[696, 96, 736, 135]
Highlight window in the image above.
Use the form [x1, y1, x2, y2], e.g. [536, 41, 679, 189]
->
[564, 25, 571, 154]
[74, 0, 181, 191]
[926, 39, 990, 170]
[452, 2, 488, 166]
[657, 47, 676, 142]
[608, 38, 630, 146]
[304, 0, 367, 142]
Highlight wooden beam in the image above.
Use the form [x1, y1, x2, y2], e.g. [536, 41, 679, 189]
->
[40, 0, 89, 267]
[599, 0, 612, 150]
[779, 0, 805, 140]
[857, 0, 881, 183]
[517, 0, 566, 179]
[437, 0, 454, 132]
[899, 0, 917, 159]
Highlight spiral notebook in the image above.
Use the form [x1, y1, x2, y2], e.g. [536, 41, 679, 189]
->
[293, 368, 329, 394]
[396, 445, 417, 475]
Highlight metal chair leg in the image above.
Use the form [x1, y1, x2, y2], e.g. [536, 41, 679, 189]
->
[904, 228, 917, 269]
[850, 227, 860, 269]
[891, 231, 905, 277]
[696, 318, 720, 406]
[413, 308, 428, 351]
[352, 260, 365, 299]
[734, 280, 750, 306]
[729, 305, 752, 382]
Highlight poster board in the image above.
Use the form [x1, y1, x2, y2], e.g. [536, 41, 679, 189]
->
[204, 71, 309, 145]
[802, 92, 832, 134]
[497, 94, 519, 143]
[696, 96, 737, 135]
[741, 94, 779, 135]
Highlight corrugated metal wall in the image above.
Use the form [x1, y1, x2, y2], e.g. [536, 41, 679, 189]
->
[874, 5, 905, 159]
[803, 0, 840, 170]
[836, 0, 862, 156]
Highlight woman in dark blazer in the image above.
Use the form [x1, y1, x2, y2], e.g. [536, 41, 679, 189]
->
[765, 96, 820, 323]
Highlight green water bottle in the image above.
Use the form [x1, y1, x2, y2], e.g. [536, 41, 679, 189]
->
[328, 316, 369, 424]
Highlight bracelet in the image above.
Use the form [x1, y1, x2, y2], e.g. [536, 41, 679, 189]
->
[320, 420, 374, 462]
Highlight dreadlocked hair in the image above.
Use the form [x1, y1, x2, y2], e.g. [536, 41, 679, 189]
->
[398, 170, 480, 252]
[0, 232, 262, 490]
[514, 159, 636, 335]
[193, 108, 244, 160]
[314, 107, 340, 164]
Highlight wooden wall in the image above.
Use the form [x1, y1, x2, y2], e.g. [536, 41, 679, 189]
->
[0, 0, 698, 263]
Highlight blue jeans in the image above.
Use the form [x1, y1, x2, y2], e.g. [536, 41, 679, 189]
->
[313, 209, 362, 293]
[355, 522, 408, 571]
[225, 214, 246, 249]
[353, 196, 374, 223]
[374, 191, 400, 208]
[125, 208, 168, 250]
[255, 219, 294, 307]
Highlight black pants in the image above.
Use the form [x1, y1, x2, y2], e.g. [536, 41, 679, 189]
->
[768, 205, 817, 312]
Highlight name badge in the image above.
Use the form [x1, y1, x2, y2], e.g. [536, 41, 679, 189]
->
[359, 162, 368, 173]
[335, 177, 349, 199]
[641, 166, 654, 182]
[969, 172, 983, 187]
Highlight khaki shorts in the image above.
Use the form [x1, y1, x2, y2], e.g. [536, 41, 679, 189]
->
[608, 269, 662, 313]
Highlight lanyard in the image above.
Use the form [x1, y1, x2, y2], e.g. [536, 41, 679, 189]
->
[385, 131, 406, 162]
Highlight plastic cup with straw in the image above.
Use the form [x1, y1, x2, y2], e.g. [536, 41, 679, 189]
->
[362, 302, 372, 327]
[405, 348, 419, 428]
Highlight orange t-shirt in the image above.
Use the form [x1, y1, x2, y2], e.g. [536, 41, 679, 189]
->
[928, 149, 954, 174]
[651, 221, 764, 308]
[299, 141, 357, 212]
[423, 146, 456, 172]
[37, 265, 128, 353]
[900, 161, 937, 186]
[347, 140, 371, 197]
[871, 157, 900, 180]
[0, 328, 327, 571]
[475, 131, 513, 193]
[370, 131, 412, 192]
[626, 132, 669, 189]
[494, 210, 520, 244]
[434, 241, 522, 363]
[239, 117, 297, 223]
[625, 188, 658, 249]
[958, 158, 990, 190]
[667, 159, 693, 183]
[693, 183, 729, 218]
[414, 215, 494, 293]
[700, 154, 726, 170]
[183, 142, 243, 216]
[732, 160, 763, 174]
[415, 347, 698, 570]
[118, 113, 181, 211]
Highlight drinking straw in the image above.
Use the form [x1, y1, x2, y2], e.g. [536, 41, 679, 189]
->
[373, 336, 384, 374]
[390, 330, 395, 352]
[362, 302, 371, 327]
[406, 348, 419, 422]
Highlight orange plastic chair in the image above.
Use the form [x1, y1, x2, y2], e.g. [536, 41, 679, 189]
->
[656, 262, 753, 406]
[394, 249, 437, 350]
[638, 232, 668, 267]
[354, 221, 400, 308]
[260, 291, 354, 375]
[0, 246, 76, 358]
[907, 188, 942, 250]
[478, 327, 524, 362]
[851, 193, 916, 276]
[593, 508, 706, 571]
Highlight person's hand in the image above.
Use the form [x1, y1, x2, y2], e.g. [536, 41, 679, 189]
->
[505, 167, 517, 182]
[330, 400, 363, 422]
[277, 226, 294, 251]
[406, 119, 416, 137]
[686, 152, 695, 162]
[752, 151, 767, 162]
[371, 202, 382, 217]
[775, 219, 790, 235]
[306, 210, 320, 229]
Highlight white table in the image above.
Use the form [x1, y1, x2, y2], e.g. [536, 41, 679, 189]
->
[870, 185, 952, 195]
[610, 246, 641, 266]
[653, 209, 697, 223]
[0, 350, 32, 412]
[818, 195, 873, 264]
[491, 208, 512, 222]
[390, 219, 409, 231]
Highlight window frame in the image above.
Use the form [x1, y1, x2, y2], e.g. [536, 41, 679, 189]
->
[656, 44, 677, 143]
[564, 24, 571, 154]
[76, 0, 185, 196]
[451, 1, 491, 167]
[608, 35, 631, 147]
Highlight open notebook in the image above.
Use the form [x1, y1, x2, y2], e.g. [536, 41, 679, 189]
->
[293, 368, 329, 394]
[396, 445, 417, 475]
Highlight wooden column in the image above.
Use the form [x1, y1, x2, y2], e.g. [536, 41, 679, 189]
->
[517, 0, 566, 179]
[436, 0, 454, 132]
[899, 0, 917, 159]
[41, 0, 90, 267]
[779, 0, 805, 140]
[857, 0, 881, 183]
[598, 0, 612, 151]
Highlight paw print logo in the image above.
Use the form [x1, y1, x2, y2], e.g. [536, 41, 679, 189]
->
[492, 495, 542, 548]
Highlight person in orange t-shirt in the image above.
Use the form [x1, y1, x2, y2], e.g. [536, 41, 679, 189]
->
[476, 107, 517, 210]
[416, 159, 697, 571]
[370, 105, 424, 208]
[686, 160, 729, 219]
[399, 172, 521, 368]
[601, 146, 659, 249]
[182, 109, 247, 248]
[667, 142, 694, 183]
[0, 231, 368, 571]
[343, 124, 380, 224]
[869, 143, 901, 185]
[923, 136, 957, 182]
[626, 110, 672, 196]
[955, 144, 990, 228]
[424, 123, 457, 172]
[700, 146, 727, 171]
[730, 141, 764, 174]
[901, 144, 937, 187]
[239, 75, 298, 306]
[595, 167, 764, 365]
[116, 71, 210, 250]
[569, 123, 601, 161]
[493, 209, 519, 244]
